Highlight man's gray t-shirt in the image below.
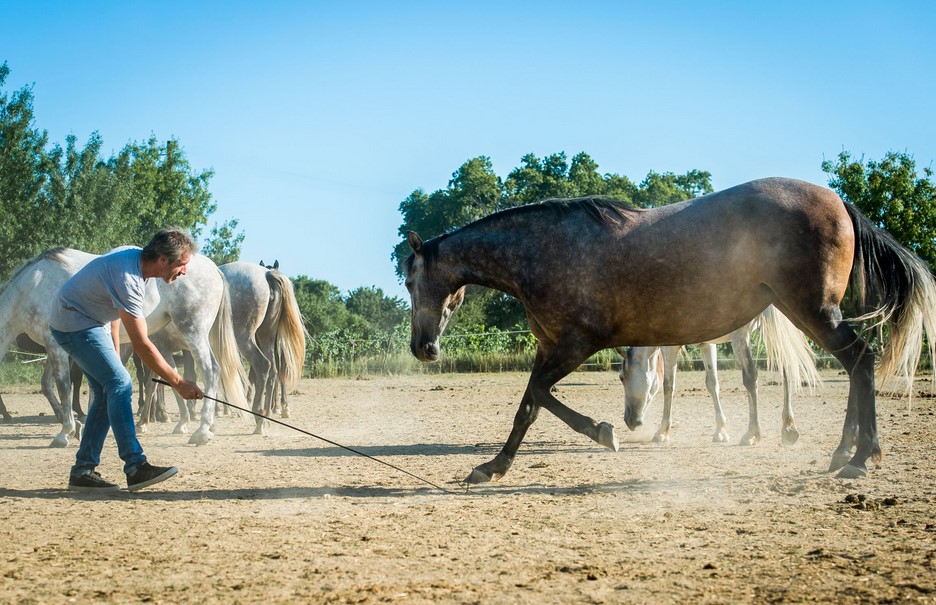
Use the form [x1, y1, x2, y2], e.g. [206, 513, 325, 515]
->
[50, 246, 148, 332]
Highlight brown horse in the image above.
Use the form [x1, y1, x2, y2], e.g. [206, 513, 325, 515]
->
[405, 177, 936, 483]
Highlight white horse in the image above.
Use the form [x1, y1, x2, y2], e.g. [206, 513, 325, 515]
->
[0, 248, 248, 446]
[618, 305, 820, 445]
[123, 252, 248, 443]
[0, 248, 95, 446]
[219, 261, 306, 432]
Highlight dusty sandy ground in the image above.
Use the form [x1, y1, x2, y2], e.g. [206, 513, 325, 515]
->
[1, 368, 935, 604]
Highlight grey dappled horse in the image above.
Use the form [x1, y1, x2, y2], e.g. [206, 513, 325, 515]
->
[405, 178, 936, 483]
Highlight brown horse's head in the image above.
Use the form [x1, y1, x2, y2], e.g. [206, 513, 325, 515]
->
[405, 232, 465, 362]
[618, 346, 662, 430]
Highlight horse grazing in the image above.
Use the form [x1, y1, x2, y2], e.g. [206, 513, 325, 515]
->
[618, 305, 819, 445]
[219, 261, 306, 432]
[405, 178, 936, 483]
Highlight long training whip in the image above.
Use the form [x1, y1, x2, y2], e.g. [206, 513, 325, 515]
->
[152, 378, 455, 494]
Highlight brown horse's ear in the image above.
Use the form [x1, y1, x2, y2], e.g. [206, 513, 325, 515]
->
[407, 231, 423, 253]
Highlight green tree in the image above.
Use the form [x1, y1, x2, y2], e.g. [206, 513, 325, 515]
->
[504, 152, 573, 204]
[201, 219, 245, 265]
[567, 152, 607, 197]
[292, 276, 351, 335]
[0, 63, 241, 276]
[0, 62, 54, 278]
[392, 156, 503, 276]
[345, 286, 408, 333]
[113, 136, 216, 245]
[822, 150, 936, 265]
[633, 170, 713, 208]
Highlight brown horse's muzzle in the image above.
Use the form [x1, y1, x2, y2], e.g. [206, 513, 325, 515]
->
[411, 339, 440, 362]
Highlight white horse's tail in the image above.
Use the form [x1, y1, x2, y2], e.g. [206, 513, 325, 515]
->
[265, 270, 307, 391]
[210, 273, 250, 407]
[757, 305, 821, 391]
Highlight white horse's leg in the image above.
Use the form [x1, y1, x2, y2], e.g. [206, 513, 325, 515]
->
[279, 379, 290, 418]
[732, 329, 761, 446]
[243, 337, 271, 435]
[39, 362, 65, 422]
[47, 348, 78, 448]
[780, 371, 799, 445]
[654, 346, 680, 443]
[700, 344, 729, 443]
[189, 343, 220, 445]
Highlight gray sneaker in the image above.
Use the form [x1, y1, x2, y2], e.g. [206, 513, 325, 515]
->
[68, 470, 120, 493]
[127, 462, 178, 492]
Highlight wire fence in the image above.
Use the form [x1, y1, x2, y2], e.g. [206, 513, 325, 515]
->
[4, 327, 932, 381]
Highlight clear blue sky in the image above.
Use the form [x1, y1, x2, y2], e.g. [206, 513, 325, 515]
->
[4, 1, 934, 300]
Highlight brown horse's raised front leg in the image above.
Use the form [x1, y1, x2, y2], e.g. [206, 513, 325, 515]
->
[466, 344, 619, 484]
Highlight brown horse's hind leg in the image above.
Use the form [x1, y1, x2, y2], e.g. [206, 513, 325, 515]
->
[805, 311, 879, 478]
[466, 344, 619, 484]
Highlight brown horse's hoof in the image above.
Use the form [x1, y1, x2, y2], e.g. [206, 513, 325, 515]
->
[597, 422, 619, 452]
[836, 463, 868, 479]
[465, 467, 494, 484]
[828, 449, 854, 472]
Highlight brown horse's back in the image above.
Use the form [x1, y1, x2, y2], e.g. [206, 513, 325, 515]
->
[512, 178, 854, 348]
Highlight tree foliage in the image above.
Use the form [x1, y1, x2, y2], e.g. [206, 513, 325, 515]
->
[0, 62, 52, 277]
[0, 62, 243, 279]
[345, 286, 408, 333]
[201, 219, 245, 266]
[292, 276, 351, 336]
[822, 150, 936, 265]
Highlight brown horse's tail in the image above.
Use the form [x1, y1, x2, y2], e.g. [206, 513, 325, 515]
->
[844, 203, 936, 386]
[264, 270, 307, 391]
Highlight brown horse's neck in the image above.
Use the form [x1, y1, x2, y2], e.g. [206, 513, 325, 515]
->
[437, 231, 526, 301]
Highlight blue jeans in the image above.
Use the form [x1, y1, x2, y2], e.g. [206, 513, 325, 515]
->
[51, 326, 146, 476]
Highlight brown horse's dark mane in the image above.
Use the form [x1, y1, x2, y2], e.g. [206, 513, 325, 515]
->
[408, 196, 640, 275]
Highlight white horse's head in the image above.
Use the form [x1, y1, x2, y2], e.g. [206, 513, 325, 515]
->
[618, 346, 662, 430]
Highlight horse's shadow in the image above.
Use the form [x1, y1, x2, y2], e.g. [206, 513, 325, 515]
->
[258, 440, 602, 459]
[0, 470, 838, 502]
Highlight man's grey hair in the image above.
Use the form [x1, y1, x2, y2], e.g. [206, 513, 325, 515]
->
[141, 227, 197, 262]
